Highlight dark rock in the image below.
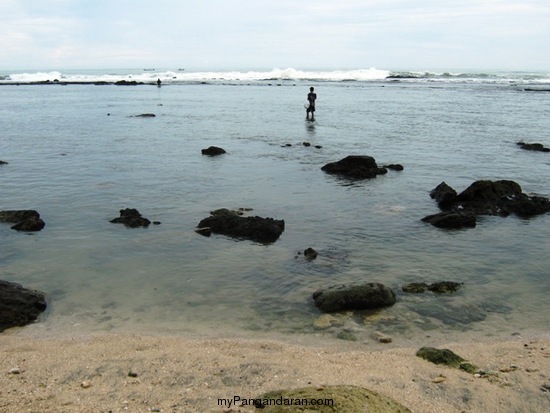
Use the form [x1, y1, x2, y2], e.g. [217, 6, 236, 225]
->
[312, 282, 396, 313]
[201, 146, 226, 156]
[302, 142, 311, 147]
[517, 141, 550, 152]
[321, 155, 387, 180]
[0, 210, 45, 232]
[0, 160, 8, 165]
[384, 164, 404, 171]
[110, 208, 151, 228]
[423, 180, 550, 228]
[428, 281, 463, 293]
[402, 283, 429, 293]
[0, 280, 47, 332]
[134, 113, 156, 117]
[196, 212, 284, 243]
[421, 211, 476, 229]
[430, 181, 457, 208]
[257, 385, 412, 413]
[416, 347, 478, 373]
[115, 80, 142, 85]
[404, 281, 463, 294]
[304, 247, 318, 260]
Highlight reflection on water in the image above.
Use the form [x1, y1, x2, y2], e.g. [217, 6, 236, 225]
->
[1, 82, 549, 345]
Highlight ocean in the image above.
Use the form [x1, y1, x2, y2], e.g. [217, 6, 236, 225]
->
[1, 68, 549, 346]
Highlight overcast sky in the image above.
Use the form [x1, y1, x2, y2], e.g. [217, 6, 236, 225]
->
[2, 0, 549, 71]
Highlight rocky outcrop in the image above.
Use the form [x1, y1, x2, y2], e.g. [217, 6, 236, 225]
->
[201, 146, 226, 156]
[133, 113, 156, 117]
[256, 385, 412, 412]
[0, 280, 47, 332]
[321, 155, 389, 179]
[312, 282, 396, 313]
[196, 209, 284, 243]
[0, 210, 45, 232]
[423, 180, 550, 228]
[0, 160, 8, 165]
[110, 208, 152, 228]
[517, 141, 550, 152]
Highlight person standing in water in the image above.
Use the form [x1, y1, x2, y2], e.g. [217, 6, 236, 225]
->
[306, 87, 317, 121]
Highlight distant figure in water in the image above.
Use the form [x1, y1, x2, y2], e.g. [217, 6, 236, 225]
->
[306, 86, 317, 121]
[157, 78, 161, 87]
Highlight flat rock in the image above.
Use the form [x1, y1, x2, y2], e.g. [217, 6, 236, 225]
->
[0, 280, 47, 333]
[196, 211, 284, 243]
[517, 141, 550, 152]
[312, 282, 396, 313]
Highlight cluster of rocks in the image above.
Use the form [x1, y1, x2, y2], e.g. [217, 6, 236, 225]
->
[110, 208, 160, 228]
[0, 210, 45, 232]
[422, 180, 550, 229]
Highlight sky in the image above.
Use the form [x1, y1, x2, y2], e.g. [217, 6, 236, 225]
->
[2, 0, 549, 71]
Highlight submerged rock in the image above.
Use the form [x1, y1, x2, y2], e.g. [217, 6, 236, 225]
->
[196, 210, 284, 243]
[0, 280, 47, 332]
[321, 155, 388, 180]
[110, 208, 151, 228]
[256, 385, 412, 412]
[421, 211, 476, 229]
[517, 141, 550, 152]
[312, 282, 396, 313]
[403, 281, 463, 294]
[0, 210, 45, 232]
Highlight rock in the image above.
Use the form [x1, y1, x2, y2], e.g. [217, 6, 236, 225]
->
[402, 283, 429, 293]
[110, 208, 151, 228]
[0, 160, 8, 165]
[115, 80, 141, 85]
[80, 381, 92, 388]
[312, 282, 396, 313]
[133, 113, 155, 117]
[304, 247, 318, 260]
[8, 368, 21, 374]
[201, 146, 226, 156]
[517, 141, 550, 152]
[432, 376, 446, 383]
[321, 155, 388, 180]
[416, 347, 478, 373]
[312, 314, 342, 329]
[373, 331, 393, 343]
[255, 385, 412, 412]
[403, 281, 463, 294]
[196, 212, 284, 243]
[336, 330, 357, 341]
[0, 210, 46, 232]
[421, 211, 476, 229]
[428, 281, 463, 293]
[430, 181, 457, 208]
[0, 280, 47, 333]
[384, 164, 404, 171]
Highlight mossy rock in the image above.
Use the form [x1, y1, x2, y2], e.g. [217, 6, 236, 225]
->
[416, 347, 478, 373]
[254, 385, 412, 413]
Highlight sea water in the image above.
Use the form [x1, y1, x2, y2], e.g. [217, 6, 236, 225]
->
[1, 69, 549, 345]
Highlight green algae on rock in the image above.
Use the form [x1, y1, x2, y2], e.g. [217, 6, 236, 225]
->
[254, 385, 412, 413]
[416, 347, 478, 373]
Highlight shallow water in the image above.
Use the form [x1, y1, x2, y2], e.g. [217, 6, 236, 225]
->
[1, 80, 549, 345]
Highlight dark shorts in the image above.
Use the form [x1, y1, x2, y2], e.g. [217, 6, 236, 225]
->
[307, 105, 315, 113]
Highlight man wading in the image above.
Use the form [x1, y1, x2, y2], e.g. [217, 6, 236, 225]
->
[306, 87, 317, 121]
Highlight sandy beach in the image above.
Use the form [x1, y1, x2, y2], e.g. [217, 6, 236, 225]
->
[1, 330, 548, 413]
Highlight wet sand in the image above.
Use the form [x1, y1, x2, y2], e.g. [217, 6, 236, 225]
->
[1, 331, 549, 412]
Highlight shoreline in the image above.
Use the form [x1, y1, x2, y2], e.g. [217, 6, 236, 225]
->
[1, 330, 548, 412]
